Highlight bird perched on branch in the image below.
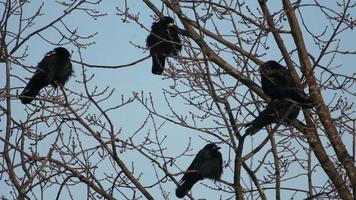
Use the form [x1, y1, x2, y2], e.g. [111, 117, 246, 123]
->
[176, 143, 223, 198]
[146, 16, 182, 75]
[260, 60, 314, 108]
[20, 47, 73, 104]
[245, 99, 300, 135]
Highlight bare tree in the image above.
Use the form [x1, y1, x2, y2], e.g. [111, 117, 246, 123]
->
[1, 0, 355, 199]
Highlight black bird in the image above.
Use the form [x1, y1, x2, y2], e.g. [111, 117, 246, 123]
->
[245, 99, 300, 135]
[146, 16, 182, 75]
[20, 47, 73, 104]
[260, 60, 314, 108]
[176, 143, 223, 198]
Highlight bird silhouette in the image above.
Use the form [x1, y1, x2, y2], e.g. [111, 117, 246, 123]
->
[245, 99, 300, 135]
[20, 47, 73, 104]
[146, 16, 182, 75]
[260, 60, 314, 108]
[176, 143, 223, 198]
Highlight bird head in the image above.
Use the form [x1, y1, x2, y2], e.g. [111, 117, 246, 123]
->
[260, 60, 281, 77]
[54, 47, 71, 58]
[204, 143, 221, 151]
[159, 16, 176, 29]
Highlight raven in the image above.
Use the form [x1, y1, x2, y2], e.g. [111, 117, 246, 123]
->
[176, 143, 223, 198]
[245, 99, 300, 135]
[146, 16, 182, 75]
[260, 60, 314, 108]
[20, 47, 73, 104]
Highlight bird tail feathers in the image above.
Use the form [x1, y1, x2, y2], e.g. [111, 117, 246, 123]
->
[151, 54, 165, 75]
[20, 78, 46, 104]
[175, 180, 197, 198]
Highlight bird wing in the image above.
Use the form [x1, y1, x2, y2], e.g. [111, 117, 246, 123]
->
[63, 61, 73, 77]
[59, 61, 73, 85]
[271, 67, 295, 87]
[146, 33, 157, 48]
[169, 28, 182, 51]
[273, 68, 312, 103]
[179, 149, 207, 183]
[40, 52, 61, 83]
[271, 100, 300, 122]
[147, 21, 166, 48]
[20, 53, 52, 103]
[187, 149, 208, 170]
[264, 67, 305, 100]
[199, 151, 223, 179]
[31, 50, 59, 84]
[147, 22, 158, 47]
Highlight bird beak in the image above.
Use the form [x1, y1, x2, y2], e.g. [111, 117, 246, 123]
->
[167, 23, 175, 28]
[215, 146, 221, 150]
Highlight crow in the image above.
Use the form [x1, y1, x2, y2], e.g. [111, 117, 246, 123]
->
[176, 143, 223, 198]
[146, 16, 182, 75]
[20, 47, 73, 104]
[245, 99, 300, 135]
[260, 60, 314, 108]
